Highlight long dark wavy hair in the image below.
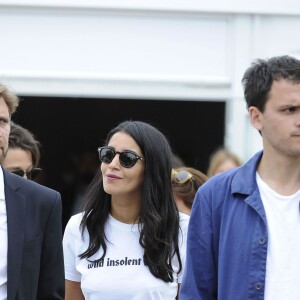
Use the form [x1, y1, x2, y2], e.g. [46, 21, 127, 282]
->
[79, 120, 182, 282]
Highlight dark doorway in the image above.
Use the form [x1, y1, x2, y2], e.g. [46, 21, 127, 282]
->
[12, 96, 225, 226]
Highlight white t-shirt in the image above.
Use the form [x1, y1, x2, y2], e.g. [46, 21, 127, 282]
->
[63, 212, 189, 300]
[256, 173, 300, 300]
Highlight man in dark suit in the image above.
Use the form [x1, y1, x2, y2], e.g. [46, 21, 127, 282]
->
[0, 83, 64, 299]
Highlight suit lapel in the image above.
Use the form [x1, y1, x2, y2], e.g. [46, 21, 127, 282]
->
[4, 169, 25, 300]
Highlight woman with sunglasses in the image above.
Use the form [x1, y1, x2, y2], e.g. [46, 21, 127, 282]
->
[172, 167, 207, 215]
[2, 121, 42, 181]
[63, 120, 189, 300]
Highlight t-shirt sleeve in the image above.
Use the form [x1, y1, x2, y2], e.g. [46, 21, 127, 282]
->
[63, 215, 82, 282]
[177, 213, 190, 283]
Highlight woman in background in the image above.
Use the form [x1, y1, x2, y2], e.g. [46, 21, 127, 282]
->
[172, 167, 207, 215]
[63, 120, 189, 300]
[207, 147, 242, 178]
[2, 121, 42, 180]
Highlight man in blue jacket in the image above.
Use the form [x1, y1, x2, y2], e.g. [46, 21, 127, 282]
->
[180, 55, 300, 300]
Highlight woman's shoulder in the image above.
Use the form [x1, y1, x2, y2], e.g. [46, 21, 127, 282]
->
[64, 212, 84, 235]
[178, 212, 190, 230]
[177, 212, 189, 251]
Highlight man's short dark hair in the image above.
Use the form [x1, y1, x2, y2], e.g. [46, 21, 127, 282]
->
[242, 55, 300, 112]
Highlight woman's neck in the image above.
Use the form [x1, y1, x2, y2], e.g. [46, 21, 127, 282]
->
[110, 196, 141, 224]
[175, 197, 191, 216]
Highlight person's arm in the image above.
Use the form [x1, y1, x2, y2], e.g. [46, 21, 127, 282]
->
[63, 212, 84, 300]
[65, 280, 84, 300]
[179, 190, 217, 300]
[37, 192, 65, 299]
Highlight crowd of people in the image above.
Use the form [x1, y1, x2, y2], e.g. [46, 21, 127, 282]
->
[0, 54, 299, 299]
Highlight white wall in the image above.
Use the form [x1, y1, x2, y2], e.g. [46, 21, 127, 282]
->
[228, 14, 300, 160]
[0, 6, 231, 100]
[0, 1, 300, 161]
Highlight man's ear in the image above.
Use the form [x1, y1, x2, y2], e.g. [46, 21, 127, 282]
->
[249, 106, 263, 131]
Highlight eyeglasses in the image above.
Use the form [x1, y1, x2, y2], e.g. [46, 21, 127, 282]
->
[172, 169, 193, 184]
[11, 168, 42, 180]
[97, 146, 144, 168]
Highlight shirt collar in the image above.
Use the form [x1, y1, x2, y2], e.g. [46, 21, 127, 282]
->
[0, 167, 5, 201]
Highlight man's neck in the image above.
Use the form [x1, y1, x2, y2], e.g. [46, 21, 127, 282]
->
[257, 152, 300, 195]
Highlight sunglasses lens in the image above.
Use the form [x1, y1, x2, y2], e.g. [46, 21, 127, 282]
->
[176, 171, 192, 183]
[120, 152, 137, 168]
[99, 147, 115, 164]
[12, 170, 25, 177]
[28, 168, 42, 180]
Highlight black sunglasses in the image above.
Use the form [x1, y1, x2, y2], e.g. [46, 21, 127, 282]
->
[11, 168, 42, 180]
[98, 146, 144, 168]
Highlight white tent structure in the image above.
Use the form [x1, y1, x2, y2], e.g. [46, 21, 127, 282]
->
[1, 0, 300, 161]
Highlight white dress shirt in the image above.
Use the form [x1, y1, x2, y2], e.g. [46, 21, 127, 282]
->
[0, 167, 7, 300]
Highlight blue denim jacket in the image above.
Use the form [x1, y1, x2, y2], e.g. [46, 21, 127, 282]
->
[180, 151, 268, 300]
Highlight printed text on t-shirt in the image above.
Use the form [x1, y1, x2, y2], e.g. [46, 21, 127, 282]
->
[88, 257, 142, 269]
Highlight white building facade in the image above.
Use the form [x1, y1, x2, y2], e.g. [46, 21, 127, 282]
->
[1, 0, 300, 161]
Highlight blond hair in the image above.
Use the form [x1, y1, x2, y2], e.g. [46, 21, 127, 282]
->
[0, 83, 19, 115]
[207, 148, 242, 178]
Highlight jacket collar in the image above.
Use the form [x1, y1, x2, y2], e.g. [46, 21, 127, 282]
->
[231, 151, 263, 196]
[3, 167, 25, 300]
[3, 167, 22, 192]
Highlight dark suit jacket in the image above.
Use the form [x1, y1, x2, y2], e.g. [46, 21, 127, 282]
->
[3, 168, 65, 300]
